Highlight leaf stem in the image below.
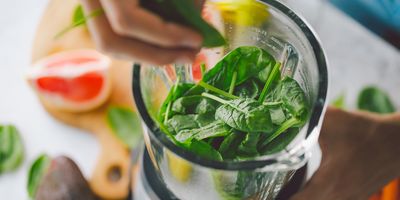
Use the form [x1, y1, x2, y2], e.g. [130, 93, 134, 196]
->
[157, 119, 180, 144]
[54, 8, 104, 39]
[258, 62, 281, 103]
[164, 102, 172, 123]
[228, 71, 237, 94]
[201, 93, 229, 104]
[262, 101, 283, 106]
[200, 63, 206, 77]
[198, 81, 238, 99]
[264, 117, 299, 145]
[164, 76, 181, 123]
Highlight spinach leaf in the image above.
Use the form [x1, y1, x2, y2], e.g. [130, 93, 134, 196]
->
[202, 46, 276, 91]
[158, 82, 195, 122]
[258, 62, 281, 102]
[197, 81, 239, 99]
[0, 125, 24, 174]
[107, 107, 143, 149]
[203, 93, 273, 132]
[260, 117, 301, 148]
[268, 105, 287, 125]
[357, 86, 395, 114]
[166, 114, 200, 134]
[213, 170, 271, 200]
[194, 114, 216, 127]
[175, 121, 230, 142]
[140, 0, 225, 47]
[238, 132, 261, 157]
[259, 127, 299, 154]
[219, 131, 246, 159]
[234, 79, 261, 99]
[269, 76, 309, 121]
[172, 95, 220, 114]
[27, 154, 51, 198]
[182, 140, 223, 161]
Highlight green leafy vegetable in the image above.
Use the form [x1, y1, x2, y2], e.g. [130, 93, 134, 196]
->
[27, 154, 51, 198]
[140, 0, 225, 47]
[219, 131, 246, 159]
[73, 5, 85, 27]
[268, 77, 309, 121]
[202, 46, 275, 90]
[175, 121, 230, 142]
[157, 46, 310, 161]
[182, 140, 223, 161]
[167, 114, 201, 133]
[237, 132, 261, 156]
[172, 95, 220, 114]
[203, 93, 273, 133]
[268, 105, 287, 125]
[258, 62, 281, 102]
[357, 86, 395, 114]
[331, 93, 346, 109]
[107, 107, 143, 149]
[158, 82, 195, 122]
[0, 125, 24, 174]
[260, 127, 299, 154]
[55, 5, 104, 39]
[234, 79, 261, 99]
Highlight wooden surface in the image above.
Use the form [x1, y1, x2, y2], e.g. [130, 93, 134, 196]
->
[31, 0, 135, 199]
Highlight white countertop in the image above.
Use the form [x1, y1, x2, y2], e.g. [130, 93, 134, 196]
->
[0, 0, 399, 199]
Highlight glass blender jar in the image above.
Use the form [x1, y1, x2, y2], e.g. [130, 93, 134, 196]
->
[132, 0, 328, 199]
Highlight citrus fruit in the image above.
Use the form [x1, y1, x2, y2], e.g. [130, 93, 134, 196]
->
[27, 49, 111, 112]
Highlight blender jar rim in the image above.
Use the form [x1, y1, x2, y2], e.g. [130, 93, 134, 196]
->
[132, 0, 328, 171]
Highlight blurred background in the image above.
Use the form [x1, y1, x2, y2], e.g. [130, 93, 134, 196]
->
[0, 0, 399, 199]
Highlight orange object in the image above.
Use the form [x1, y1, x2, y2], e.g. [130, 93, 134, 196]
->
[370, 193, 381, 200]
[27, 49, 111, 112]
[382, 179, 399, 200]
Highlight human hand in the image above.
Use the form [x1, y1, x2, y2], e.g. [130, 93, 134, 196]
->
[292, 107, 400, 200]
[79, 0, 205, 65]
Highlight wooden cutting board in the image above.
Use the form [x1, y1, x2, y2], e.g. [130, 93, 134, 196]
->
[32, 0, 135, 199]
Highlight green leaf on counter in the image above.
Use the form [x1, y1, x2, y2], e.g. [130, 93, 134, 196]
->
[0, 125, 24, 174]
[107, 107, 143, 149]
[55, 5, 104, 39]
[357, 86, 396, 114]
[331, 93, 346, 109]
[27, 154, 51, 198]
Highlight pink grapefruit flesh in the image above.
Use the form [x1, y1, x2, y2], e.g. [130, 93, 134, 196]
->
[28, 49, 111, 112]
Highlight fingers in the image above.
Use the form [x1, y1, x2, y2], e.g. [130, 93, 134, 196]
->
[99, 0, 203, 48]
[79, 0, 198, 65]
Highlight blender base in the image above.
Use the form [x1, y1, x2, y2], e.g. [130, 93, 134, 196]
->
[133, 148, 307, 200]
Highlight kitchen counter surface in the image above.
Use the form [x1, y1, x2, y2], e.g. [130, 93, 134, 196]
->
[0, 0, 399, 199]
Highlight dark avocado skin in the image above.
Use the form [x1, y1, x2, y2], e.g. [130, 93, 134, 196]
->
[36, 156, 99, 200]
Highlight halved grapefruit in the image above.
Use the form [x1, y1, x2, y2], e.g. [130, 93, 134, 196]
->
[27, 49, 111, 112]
